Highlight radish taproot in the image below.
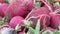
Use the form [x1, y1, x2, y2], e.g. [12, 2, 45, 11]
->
[0, 3, 8, 17]
[9, 16, 24, 29]
[6, 0, 33, 18]
[25, 6, 50, 30]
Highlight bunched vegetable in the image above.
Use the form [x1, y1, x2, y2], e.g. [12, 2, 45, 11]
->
[5, 0, 33, 19]
[25, 6, 50, 30]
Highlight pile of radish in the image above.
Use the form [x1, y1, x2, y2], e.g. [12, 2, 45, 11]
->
[0, 0, 60, 34]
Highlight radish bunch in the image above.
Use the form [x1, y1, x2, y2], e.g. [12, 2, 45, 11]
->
[5, 0, 33, 18]
[0, 0, 60, 34]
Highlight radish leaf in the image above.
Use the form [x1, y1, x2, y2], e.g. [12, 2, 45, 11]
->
[35, 19, 40, 34]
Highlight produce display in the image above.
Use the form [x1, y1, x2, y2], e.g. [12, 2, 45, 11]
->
[0, 0, 60, 34]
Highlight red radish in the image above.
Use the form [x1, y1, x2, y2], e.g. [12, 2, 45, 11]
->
[6, 0, 33, 18]
[25, 6, 50, 30]
[50, 14, 60, 29]
[49, 8, 60, 29]
[26, 0, 33, 11]
[8, 0, 33, 11]
[0, 3, 8, 17]
[9, 16, 24, 29]
[0, 0, 4, 3]
[25, 6, 50, 19]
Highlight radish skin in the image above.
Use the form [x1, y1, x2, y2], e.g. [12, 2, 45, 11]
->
[6, 0, 33, 18]
[0, 3, 8, 17]
[9, 16, 24, 29]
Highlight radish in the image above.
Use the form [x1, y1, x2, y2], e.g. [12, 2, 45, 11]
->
[0, 3, 8, 17]
[0, 0, 4, 3]
[25, 6, 50, 30]
[50, 8, 60, 29]
[26, 0, 33, 11]
[9, 16, 24, 29]
[6, 0, 33, 18]
[8, 0, 33, 11]
[25, 6, 50, 19]
[18, 32, 24, 34]
[50, 14, 60, 29]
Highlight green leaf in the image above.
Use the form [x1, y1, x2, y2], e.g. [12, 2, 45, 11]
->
[0, 21, 4, 26]
[4, 0, 9, 3]
[23, 20, 32, 28]
[42, 30, 53, 34]
[15, 24, 21, 31]
[35, 19, 40, 34]
[26, 31, 30, 34]
[28, 27, 35, 34]
[53, 2, 60, 6]
[53, 30, 60, 34]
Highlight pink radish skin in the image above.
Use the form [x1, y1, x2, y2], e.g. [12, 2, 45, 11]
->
[50, 14, 60, 29]
[0, 3, 8, 17]
[8, 0, 33, 11]
[7, 0, 27, 17]
[6, 0, 33, 18]
[50, 8, 60, 29]
[9, 16, 24, 29]
[25, 6, 50, 30]
[26, 0, 33, 11]
[0, 0, 4, 3]
[26, 6, 50, 19]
